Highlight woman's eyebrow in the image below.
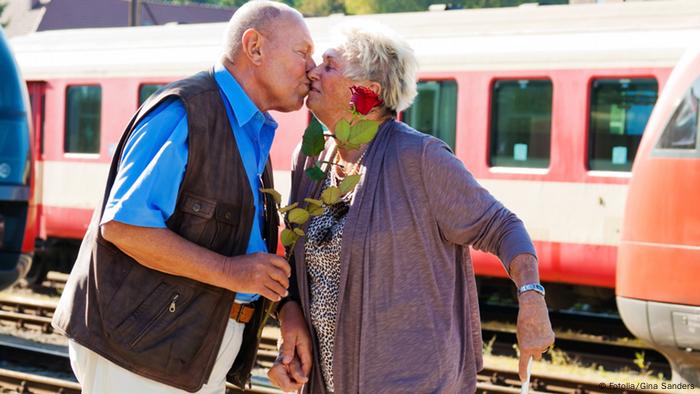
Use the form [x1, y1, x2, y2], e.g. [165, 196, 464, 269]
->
[323, 54, 337, 64]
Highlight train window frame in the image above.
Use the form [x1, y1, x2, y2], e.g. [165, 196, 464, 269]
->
[488, 78, 553, 170]
[652, 74, 700, 158]
[402, 79, 458, 150]
[64, 84, 102, 156]
[586, 78, 658, 172]
[138, 83, 166, 107]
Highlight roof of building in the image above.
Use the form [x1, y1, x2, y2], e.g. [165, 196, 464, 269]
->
[2, 0, 236, 37]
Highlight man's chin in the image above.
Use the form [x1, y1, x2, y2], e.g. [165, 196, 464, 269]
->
[305, 96, 319, 112]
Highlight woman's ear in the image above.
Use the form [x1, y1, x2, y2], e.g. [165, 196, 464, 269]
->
[241, 28, 264, 65]
[367, 81, 382, 97]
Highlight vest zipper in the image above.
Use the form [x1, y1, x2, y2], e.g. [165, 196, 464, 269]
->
[169, 294, 180, 313]
[129, 292, 180, 348]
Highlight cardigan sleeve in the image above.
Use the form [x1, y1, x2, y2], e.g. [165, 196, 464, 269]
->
[420, 138, 536, 272]
[282, 142, 305, 307]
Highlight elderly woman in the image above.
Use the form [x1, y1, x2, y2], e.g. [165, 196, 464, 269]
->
[270, 23, 554, 393]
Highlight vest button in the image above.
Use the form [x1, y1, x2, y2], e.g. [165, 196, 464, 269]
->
[225, 212, 232, 220]
[192, 203, 201, 212]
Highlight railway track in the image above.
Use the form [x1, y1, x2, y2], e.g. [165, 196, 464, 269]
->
[0, 294, 670, 376]
[40, 272, 68, 291]
[0, 292, 676, 393]
[0, 335, 676, 394]
[479, 302, 671, 378]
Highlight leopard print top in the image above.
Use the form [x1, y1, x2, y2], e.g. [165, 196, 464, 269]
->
[304, 174, 354, 393]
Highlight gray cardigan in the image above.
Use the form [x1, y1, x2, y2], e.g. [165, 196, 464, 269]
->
[289, 119, 536, 393]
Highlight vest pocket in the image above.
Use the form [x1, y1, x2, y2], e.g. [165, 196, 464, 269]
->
[114, 282, 175, 347]
[178, 193, 217, 247]
[210, 202, 241, 253]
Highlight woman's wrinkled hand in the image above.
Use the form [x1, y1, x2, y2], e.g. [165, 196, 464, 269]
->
[516, 292, 555, 382]
[268, 300, 312, 392]
[268, 356, 306, 393]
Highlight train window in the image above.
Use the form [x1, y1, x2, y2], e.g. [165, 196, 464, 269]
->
[139, 84, 165, 106]
[490, 79, 552, 168]
[65, 85, 101, 154]
[588, 79, 658, 171]
[656, 76, 700, 150]
[403, 80, 457, 150]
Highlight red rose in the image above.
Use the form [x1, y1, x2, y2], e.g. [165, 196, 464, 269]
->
[350, 85, 383, 115]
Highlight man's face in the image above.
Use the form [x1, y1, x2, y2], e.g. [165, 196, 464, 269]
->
[260, 15, 315, 112]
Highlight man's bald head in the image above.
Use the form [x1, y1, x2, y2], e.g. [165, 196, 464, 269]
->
[222, 0, 304, 62]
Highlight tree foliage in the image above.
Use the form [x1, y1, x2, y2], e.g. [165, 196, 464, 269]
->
[158, 0, 566, 16]
[0, 2, 7, 28]
[293, 0, 344, 16]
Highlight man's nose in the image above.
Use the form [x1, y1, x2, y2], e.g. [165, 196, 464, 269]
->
[306, 57, 317, 73]
[307, 64, 320, 80]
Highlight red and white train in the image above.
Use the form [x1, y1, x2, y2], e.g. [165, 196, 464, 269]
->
[6, 0, 700, 314]
[617, 43, 700, 385]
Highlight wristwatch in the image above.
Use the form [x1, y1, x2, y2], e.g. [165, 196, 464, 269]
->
[518, 283, 545, 297]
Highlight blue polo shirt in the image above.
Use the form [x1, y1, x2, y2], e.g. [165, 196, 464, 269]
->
[101, 63, 277, 303]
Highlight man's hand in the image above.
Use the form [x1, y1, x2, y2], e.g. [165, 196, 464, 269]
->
[222, 252, 291, 301]
[516, 292, 555, 382]
[268, 301, 312, 392]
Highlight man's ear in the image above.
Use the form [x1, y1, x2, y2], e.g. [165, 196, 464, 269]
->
[241, 28, 264, 65]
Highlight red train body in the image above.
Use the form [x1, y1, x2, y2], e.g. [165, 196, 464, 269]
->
[617, 45, 700, 385]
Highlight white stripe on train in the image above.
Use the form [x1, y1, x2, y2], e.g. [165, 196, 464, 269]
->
[38, 161, 625, 246]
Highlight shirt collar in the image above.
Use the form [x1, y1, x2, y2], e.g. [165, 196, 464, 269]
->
[213, 62, 277, 129]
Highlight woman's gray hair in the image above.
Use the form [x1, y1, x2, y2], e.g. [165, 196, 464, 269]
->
[335, 22, 418, 113]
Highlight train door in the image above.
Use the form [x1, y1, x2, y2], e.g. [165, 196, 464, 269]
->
[0, 27, 34, 289]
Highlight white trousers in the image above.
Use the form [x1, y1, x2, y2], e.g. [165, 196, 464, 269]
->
[69, 318, 245, 394]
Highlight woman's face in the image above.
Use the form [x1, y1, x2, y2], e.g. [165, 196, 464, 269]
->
[306, 48, 356, 128]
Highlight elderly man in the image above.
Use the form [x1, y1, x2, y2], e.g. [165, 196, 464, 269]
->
[52, 1, 314, 393]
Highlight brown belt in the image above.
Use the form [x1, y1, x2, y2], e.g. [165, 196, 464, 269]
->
[230, 303, 255, 324]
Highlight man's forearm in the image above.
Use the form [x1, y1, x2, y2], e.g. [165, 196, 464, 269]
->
[101, 220, 229, 290]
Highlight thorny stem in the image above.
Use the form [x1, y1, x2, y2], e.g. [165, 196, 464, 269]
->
[319, 160, 344, 168]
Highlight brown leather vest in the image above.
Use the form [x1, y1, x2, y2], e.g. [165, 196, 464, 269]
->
[52, 70, 279, 392]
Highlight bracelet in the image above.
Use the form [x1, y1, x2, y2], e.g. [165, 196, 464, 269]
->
[518, 283, 545, 297]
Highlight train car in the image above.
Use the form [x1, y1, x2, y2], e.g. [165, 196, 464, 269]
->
[616, 45, 700, 386]
[7, 1, 700, 308]
[0, 26, 35, 289]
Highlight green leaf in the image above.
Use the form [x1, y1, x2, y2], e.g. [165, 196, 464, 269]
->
[321, 186, 341, 205]
[336, 141, 361, 151]
[305, 165, 325, 181]
[335, 119, 351, 143]
[281, 228, 299, 247]
[278, 202, 298, 214]
[259, 188, 281, 205]
[304, 198, 323, 207]
[288, 208, 310, 225]
[339, 174, 361, 195]
[308, 205, 324, 216]
[293, 228, 305, 237]
[348, 119, 379, 146]
[302, 120, 325, 156]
